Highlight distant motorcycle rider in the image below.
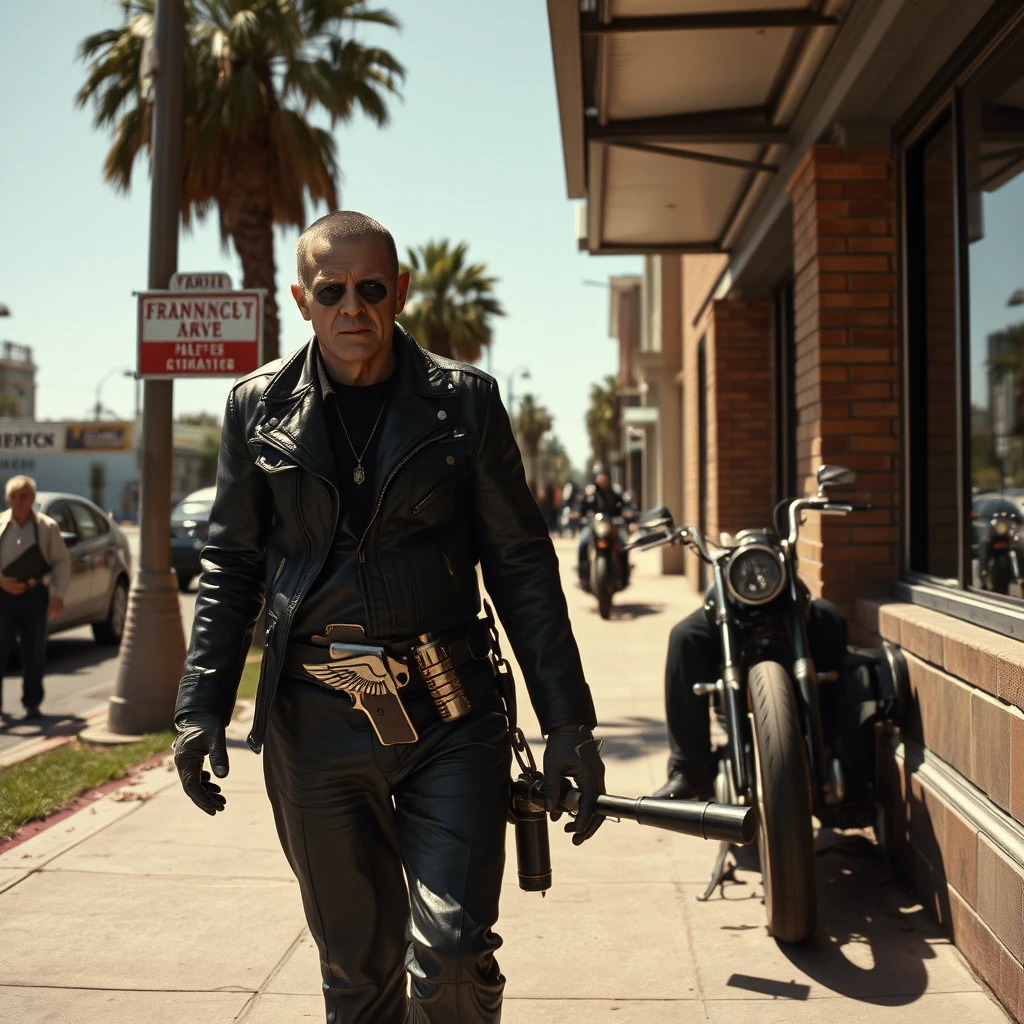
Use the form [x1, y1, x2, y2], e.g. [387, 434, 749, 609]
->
[576, 464, 626, 589]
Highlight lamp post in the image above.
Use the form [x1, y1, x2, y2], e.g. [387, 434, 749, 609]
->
[505, 366, 530, 421]
[93, 366, 135, 420]
[94, 0, 186, 738]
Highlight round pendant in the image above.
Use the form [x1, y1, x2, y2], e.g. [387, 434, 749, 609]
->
[353, 465, 366, 485]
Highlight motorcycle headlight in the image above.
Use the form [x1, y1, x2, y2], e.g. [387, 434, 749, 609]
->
[994, 519, 1011, 537]
[593, 517, 613, 539]
[726, 545, 786, 606]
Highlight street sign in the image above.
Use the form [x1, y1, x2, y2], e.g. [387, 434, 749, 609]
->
[136, 289, 264, 378]
[170, 271, 233, 291]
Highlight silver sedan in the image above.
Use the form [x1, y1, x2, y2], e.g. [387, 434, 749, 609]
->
[32, 492, 132, 645]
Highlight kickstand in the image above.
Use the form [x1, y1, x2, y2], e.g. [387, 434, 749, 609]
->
[697, 840, 735, 901]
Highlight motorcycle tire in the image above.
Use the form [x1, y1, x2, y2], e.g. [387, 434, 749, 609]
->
[593, 558, 613, 619]
[749, 660, 817, 943]
[991, 557, 1012, 595]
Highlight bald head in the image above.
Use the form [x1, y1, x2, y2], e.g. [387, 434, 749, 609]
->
[296, 211, 398, 290]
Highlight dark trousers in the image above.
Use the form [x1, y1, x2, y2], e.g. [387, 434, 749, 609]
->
[263, 665, 510, 1024]
[664, 598, 847, 775]
[0, 585, 48, 712]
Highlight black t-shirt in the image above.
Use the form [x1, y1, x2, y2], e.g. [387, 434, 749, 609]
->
[324, 375, 393, 539]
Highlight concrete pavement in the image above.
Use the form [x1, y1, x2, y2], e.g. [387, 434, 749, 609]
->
[0, 538, 1008, 1021]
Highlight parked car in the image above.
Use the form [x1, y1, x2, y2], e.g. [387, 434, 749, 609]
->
[32, 492, 132, 645]
[171, 486, 215, 592]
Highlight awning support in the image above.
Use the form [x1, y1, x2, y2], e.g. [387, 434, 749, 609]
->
[608, 140, 779, 174]
[589, 107, 788, 145]
[579, 9, 839, 35]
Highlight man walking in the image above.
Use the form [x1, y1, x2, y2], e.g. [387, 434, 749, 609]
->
[173, 211, 605, 1023]
[0, 475, 70, 719]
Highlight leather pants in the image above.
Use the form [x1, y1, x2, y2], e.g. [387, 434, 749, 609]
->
[263, 663, 510, 1024]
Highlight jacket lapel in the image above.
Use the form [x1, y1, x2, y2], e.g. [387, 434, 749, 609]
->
[368, 326, 455, 497]
[254, 343, 337, 485]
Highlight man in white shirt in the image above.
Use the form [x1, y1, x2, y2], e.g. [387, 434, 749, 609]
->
[0, 475, 70, 719]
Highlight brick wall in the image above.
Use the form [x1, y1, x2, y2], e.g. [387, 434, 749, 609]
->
[857, 598, 1024, 1019]
[786, 146, 900, 614]
[710, 297, 775, 537]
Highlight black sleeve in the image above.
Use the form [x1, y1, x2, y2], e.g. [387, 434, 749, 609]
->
[175, 390, 270, 726]
[470, 381, 596, 732]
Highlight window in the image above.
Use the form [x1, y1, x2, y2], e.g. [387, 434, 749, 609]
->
[907, 116, 960, 580]
[69, 502, 99, 541]
[904, 15, 1024, 612]
[965, 38, 1024, 597]
[47, 502, 76, 537]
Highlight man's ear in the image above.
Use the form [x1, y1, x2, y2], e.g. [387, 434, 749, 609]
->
[290, 283, 312, 321]
[394, 271, 411, 315]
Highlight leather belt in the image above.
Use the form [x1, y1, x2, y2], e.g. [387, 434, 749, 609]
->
[282, 619, 494, 688]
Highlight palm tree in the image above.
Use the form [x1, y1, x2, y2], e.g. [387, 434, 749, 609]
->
[77, 0, 404, 362]
[585, 375, 619, 467]
[399, 240, 505, 363]
[512, 394, 553, 490]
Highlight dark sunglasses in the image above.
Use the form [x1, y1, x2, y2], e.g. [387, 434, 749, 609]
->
[315, 281, 388, 307]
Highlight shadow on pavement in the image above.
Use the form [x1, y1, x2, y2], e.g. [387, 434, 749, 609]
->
[608, 602, 663, 620]
[0, 711, 87, 736]
[776, 830, 933, 1005]
[3, 636, 113, 679]
[597, 714, 666, 762]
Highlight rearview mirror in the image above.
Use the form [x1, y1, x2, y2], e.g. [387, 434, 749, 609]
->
[638, 505, 674, 531]
[816, 464, 857, 492]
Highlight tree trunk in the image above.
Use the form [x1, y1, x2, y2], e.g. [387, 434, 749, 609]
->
[427, 326, 453, 360]
[221, 126, 281, 363]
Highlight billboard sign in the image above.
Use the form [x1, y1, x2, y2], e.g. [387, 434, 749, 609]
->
[136, 289, 264, 378]
[0, 422, 134, 454]
[170, 272, 233, 291]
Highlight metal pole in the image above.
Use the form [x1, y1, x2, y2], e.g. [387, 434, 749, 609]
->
[104, 0, 186, 735]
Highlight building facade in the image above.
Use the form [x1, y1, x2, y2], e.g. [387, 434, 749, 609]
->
[0, 342, 36, 418]
[549, 0, 1024, 1015]
[0, 419, 218, 520]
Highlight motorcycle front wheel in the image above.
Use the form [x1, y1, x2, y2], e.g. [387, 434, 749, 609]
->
[593, 557, 613, 619]
[749, 660, 817, 943]
[991, 556, 1012, 595]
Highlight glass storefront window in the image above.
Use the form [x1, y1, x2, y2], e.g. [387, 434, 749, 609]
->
[907, 118, 960, 580]
[965, 41, 1024, 597]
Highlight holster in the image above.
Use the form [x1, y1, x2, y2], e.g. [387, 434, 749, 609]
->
[282, 619, 494, 745]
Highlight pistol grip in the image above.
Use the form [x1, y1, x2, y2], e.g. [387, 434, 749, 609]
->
[355, 692, 419, 745]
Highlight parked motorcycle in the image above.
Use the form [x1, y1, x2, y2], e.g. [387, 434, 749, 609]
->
[626, 465, 908, 943]
[980, 509, 1023, 595]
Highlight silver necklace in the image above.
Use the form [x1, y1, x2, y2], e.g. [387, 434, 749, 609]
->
[335, 388, 390, 485]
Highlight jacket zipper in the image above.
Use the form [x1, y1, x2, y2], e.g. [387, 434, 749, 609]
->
[358, 428, 453, 562]
[271, 556, 286, 586]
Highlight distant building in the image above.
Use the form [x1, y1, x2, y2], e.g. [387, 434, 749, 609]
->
[0, 418, 219, 521]
[0, 342, 36, 418]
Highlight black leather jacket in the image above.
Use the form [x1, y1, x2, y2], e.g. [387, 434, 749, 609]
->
[175, 327, 596, 752]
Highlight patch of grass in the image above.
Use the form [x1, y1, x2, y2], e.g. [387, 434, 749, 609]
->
[236, 656, 262, 701]
[0, 731, 175, 843]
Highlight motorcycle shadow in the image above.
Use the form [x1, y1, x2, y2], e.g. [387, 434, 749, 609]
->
[590, 602, 663, 621]
[772, 827, 934, 1004]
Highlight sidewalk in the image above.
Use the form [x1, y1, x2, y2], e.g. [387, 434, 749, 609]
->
[0, 540, 1009, 1022]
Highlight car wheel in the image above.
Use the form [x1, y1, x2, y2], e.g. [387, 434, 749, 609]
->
[93, 578, 129, 646]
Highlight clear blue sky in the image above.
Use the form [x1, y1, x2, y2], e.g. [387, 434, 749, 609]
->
[0, 0, 639, 469]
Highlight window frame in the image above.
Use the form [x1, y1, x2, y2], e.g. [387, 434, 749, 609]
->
[898, 6, 1024, 632]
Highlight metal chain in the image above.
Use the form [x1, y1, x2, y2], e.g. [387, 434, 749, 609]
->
[485, 600, 537, 774]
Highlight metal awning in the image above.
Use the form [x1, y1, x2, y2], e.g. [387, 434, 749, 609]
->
[547, 0, 847, 255]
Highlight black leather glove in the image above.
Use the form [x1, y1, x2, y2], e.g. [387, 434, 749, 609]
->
[172, 711, 229, 815]
[543, 723, 606, 845]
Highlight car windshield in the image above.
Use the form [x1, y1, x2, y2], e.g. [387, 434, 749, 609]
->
[173, 499, 214, 521]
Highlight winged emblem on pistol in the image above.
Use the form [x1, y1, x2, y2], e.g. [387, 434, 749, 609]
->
[301, 658, 393, 696]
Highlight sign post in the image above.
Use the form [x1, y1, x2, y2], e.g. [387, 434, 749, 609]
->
[90, 0, 187, 740]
